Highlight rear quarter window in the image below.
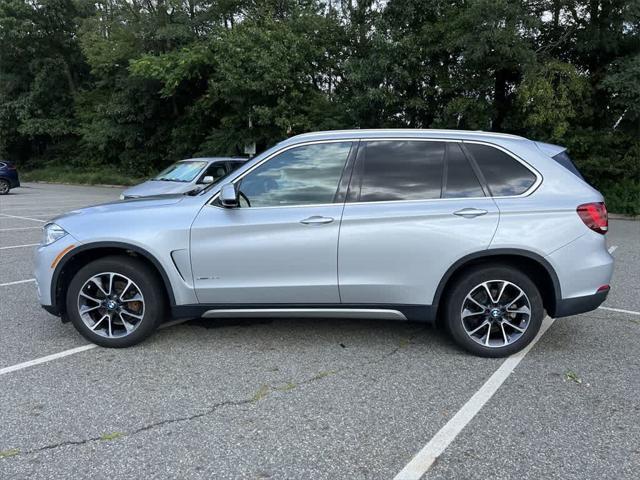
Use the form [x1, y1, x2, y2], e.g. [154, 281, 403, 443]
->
[465, 143, 537, 196]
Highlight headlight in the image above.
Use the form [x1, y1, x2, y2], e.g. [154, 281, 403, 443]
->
[119, 193, 125, 200]
[42, 223, 67, 246]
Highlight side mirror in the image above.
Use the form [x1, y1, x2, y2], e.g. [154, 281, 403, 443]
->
[219, 183, 238, 208]
[201, 175, 214, 184]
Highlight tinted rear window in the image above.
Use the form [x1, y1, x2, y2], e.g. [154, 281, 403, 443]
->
[552, 151, 584, 179]
[466, 143, 536, 196]
[359, 141, 445, 202]
[443, 143, 484, 198]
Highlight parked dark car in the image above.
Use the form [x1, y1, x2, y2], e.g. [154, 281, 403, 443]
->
[0, 160, 20, 194]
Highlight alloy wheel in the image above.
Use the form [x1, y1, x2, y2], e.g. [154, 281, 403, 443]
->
[77, 272, 145, 338]
[460, 280, 531, 348]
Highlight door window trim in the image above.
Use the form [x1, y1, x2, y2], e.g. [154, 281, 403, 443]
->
[207, 139, 359, 210]
[206, 137, 542, 208]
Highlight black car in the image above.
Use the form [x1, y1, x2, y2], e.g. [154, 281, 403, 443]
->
[0, 160, 20, 194]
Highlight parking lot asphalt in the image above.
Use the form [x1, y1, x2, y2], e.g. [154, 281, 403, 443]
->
[1, 183, 639, 479]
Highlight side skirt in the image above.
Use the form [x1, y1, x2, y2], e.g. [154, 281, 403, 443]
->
[171, 304, 434, 323]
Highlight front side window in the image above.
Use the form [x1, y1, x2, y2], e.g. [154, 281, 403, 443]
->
[466, 143, 537, 196]
[237, 142, 352, 207]
[358, 141, 445, 202]
[154, 161, 207, 182]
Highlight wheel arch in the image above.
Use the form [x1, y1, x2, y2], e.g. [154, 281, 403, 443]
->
[432, 249, 562, 321]
[51, 242, 176, 319]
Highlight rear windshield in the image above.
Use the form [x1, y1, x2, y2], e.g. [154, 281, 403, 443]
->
[552, 151, 584, 180]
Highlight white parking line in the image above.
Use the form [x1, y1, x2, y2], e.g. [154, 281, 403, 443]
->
[393, 317, 555, 480]
[0, 345, 97, 376]
[599, 306, 640, 316]
[0, 243, 39, 250]
[0, 278, 36, 287]
[0, 226, 42, 232]
[0, 213, 47, 223]
[608, 245, 618, 254]
[0, 318, 189, 377]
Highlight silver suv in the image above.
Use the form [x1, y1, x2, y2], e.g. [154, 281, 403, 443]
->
[35, 130, 614, 357]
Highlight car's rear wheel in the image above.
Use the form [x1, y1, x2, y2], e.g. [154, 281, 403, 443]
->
[445, 265, 544, 357]
[66, 256, 165, 347]
[0, 179, 10, 195]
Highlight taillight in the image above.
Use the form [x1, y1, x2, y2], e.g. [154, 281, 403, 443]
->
[577, 202, 608, 234]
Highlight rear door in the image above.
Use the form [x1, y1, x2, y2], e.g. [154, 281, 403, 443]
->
[338, 140, 499, 307]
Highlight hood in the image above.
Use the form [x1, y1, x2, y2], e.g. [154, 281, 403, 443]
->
[52, 195, 186, 224]
[121, 180, 195, 197]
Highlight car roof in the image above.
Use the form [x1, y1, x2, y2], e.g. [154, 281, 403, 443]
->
[281, 129, 530, 146]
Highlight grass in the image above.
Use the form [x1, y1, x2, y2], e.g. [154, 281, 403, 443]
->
[0, 448, 20, 459]
[21, 165, 146, 187]
[99, 432, 124, 441]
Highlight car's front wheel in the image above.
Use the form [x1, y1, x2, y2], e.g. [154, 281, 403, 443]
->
[445, 265, 544, 357]
[66, 255, 166, 347]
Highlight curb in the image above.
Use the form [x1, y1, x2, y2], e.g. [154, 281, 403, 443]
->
[23, 180, 129, 189]
[609, 213, 639, 221]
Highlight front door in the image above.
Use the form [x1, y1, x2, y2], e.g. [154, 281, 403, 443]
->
[190, 141, 355, 304]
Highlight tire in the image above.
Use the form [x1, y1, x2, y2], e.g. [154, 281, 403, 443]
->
[444, 265, 544, 358]
[65, 255, 166, 348]
[0, 179, 10, 195]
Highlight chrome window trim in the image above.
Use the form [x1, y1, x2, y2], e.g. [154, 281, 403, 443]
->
[206, 137, 542, 209]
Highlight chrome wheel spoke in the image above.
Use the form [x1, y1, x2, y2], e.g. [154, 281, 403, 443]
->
[91, 314, 109, 331]
[465, 295, 487, 311]
[462, 308, 484, 319]
[80, 304, 101, 315]
[484, 324, 492, 346]
[80, 292, 101, 304]
[121, 310, 143, 321]
[467, 320, 490, 335]
[90, 277, 108, 297]
[500, 322, 508, 345]
[496, 282, 508, 303]
[482, 282, 499, 303]
[503, 319, 525, 333]
[118, 313, 135, 333]
[507, 305, 530, 316]
[118, 279, 133, 301]
[122, 293, 143, 303]
[505, 291, 524, 309]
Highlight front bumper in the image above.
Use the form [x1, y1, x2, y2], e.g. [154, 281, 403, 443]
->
[34, 234, 80, 313]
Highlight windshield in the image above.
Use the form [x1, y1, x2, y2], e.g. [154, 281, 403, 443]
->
[153, 161, 207, 182]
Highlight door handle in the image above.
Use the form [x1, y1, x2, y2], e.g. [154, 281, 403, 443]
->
[300, 215, 334, 225]
[453, 208, 488, 218]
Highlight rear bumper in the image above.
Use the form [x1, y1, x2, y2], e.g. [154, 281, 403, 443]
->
[554, 287, 609, 318]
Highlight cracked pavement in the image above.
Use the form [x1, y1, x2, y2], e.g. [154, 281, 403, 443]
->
[1, 183, 639, 479]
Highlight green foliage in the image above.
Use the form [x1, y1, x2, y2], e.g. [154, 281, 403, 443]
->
[0, 0, 639, 212]
[21, 165, 146, 186]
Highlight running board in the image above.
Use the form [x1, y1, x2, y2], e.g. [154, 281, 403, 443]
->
[201, 308, 408, 321]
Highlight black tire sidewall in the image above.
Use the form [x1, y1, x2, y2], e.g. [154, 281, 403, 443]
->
[445, 265, 544, 358]
[0, 179, 9, 194]
[66, 256, 165, 348]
